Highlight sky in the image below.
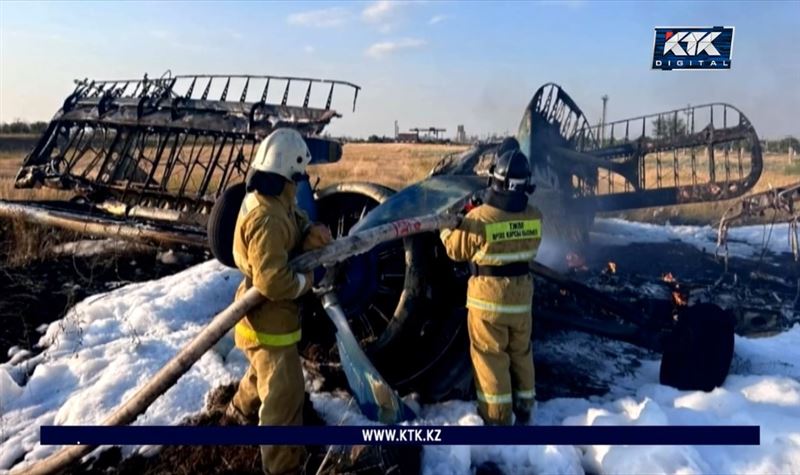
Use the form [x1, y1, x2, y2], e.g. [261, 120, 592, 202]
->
[1, 0, 798, 139]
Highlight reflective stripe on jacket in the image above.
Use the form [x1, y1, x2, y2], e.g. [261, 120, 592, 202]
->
[235, 323, 302, 347]
[441, 203, 542, 320]
[232, 182, 313, 348]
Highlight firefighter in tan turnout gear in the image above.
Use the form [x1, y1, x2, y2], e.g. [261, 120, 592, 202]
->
[441, 143, 542, 426]
[225, 128, 332, 474]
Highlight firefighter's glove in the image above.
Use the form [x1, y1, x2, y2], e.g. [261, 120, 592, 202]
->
[467, 195, 482, 212]
[458, 196, 482, 218]
[302, 223, 333, 251]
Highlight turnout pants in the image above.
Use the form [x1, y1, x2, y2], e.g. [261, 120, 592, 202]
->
[467, 310, 535, 425]
[232, 343, 305, 475]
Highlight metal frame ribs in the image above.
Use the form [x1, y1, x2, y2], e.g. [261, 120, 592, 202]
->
[13, 73, 360, 219]
[718, 182, 800, 260]
[524, 83, 763, 212]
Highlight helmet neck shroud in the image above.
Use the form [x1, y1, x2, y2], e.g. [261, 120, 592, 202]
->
[246, 170, 288, 197]
[485, 188, 528, 212]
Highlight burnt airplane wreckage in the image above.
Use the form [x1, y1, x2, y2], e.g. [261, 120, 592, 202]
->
[0, 73, 769, 406]
[717, 181, 800, 261]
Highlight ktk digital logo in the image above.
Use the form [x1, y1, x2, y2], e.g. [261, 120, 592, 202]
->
[652, 27, 734, 71]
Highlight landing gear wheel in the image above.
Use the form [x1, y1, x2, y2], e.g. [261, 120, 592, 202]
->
[659, 303, 735, 391]
[207, 182, 246, 268]
[303, 183, 404, 349]
[302, 183, 472, 402]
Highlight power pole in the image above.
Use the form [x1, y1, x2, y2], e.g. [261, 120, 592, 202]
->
[600, 95, 609, 145]
[394, 120, 399, 139]
[686, 104, 692, 133]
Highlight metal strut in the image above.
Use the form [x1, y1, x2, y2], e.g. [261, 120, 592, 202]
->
[717, 182, 800, 261]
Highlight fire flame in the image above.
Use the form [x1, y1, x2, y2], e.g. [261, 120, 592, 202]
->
[607, 261, 617, 274]
[672, 291, 688, 306]
[662, 272, 687, 306]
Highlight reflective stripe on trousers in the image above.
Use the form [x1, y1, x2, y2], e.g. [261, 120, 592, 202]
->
[477, 390, 513, 404]
[466, 296, 531, 314]
[515, 389, 535, 399]
[477, 389, 534, 404]
[235, 322, 302, 346]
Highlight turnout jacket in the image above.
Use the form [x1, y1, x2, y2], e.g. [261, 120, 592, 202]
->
[441, 203, 543, 320]
[232, 182, 313, 349]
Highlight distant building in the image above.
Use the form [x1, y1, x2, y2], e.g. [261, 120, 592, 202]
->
[393, 126, 449, 143]
[456, 125, 467, 143]
[396, 132, 419, 142]
[410, 127, 447, 142]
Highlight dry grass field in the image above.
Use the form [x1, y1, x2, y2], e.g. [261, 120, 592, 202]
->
[309, 143, 468, 190]
[0, 135, 72, 202]
[0, 158, 72, 202]
[606, 152, 800, 224]
[0, 134, 797, 225]
[0, 141, 466, 202]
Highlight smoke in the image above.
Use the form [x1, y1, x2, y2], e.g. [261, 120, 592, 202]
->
[530, 188, 591, 271]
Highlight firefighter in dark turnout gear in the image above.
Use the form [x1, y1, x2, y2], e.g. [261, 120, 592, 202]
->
[440, 142, 543, 425]
[226, 128, 332, 474]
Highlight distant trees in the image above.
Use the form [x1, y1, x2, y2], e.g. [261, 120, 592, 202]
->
[762, 136, 800, 154]
[0, 120, 48, 134]
[366, 135, 393, 143]
[651, 115, 687, 138]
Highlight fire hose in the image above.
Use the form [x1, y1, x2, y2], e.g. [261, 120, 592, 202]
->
[13, 212, 461, 475]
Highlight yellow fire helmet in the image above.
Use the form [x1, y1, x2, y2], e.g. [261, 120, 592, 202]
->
[251, 128, 312, 181]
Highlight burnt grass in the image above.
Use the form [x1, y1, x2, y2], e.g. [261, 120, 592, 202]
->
[583, 240, 800, 336]
[0, 211, 220, 359]
[0, 253, 207, 357]
[0, 236, 205, 358]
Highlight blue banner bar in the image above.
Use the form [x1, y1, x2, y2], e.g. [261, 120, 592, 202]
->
[41, 425, 760, 446]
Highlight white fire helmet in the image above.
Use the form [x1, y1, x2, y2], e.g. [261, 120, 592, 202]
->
[251, 128, 312, 181]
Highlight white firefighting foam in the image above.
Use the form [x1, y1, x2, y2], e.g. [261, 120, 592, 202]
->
[592, 219, 794, 258]
[1, 220, 799, 474]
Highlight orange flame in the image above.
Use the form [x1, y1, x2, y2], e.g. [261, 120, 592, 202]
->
[662, 273, 687, 306]
[672, 291, 688, 306]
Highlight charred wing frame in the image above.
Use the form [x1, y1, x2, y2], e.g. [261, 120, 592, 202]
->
[12, 73, 359, 236]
